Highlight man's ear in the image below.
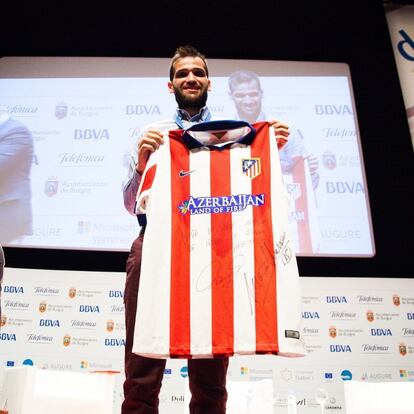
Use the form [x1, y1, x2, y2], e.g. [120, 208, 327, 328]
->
[167, 81, 174, 94]
[207, 79, 212, 92]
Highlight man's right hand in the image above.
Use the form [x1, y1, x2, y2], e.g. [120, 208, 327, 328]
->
[136, 129, 164, 174]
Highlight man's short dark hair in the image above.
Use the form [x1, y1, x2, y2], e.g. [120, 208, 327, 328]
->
[228, 70, 262, 93]
[169, 45, 209, 81]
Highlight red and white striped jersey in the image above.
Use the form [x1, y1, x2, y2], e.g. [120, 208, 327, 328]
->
[133, 120, 305, 359]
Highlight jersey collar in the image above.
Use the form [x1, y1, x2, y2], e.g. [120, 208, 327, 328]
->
[182, 120, 256, 151]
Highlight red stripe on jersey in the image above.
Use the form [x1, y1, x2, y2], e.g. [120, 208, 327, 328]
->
[210, 149, 234, 356]
[251, 123, 278, 353]
[139, 164, 157, 196]
[292, 160, 312, 253]
[169, 138, 191, 356]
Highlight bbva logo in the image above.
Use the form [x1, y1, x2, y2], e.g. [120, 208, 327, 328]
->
[104, 338, 126, 347]
[39, 319, 60, 327]
[330, 345, 352, 352]
[315, 104, 353, 115]
[302, 311, 320, 319]
[3, 286, 24, 293]
[79, 305, 100, 313]
[326, 296, 348, 304]
[126, 105, 161, 115]
[109, 290, 123, 298]
[371, 328, 392, 336]
[74, 129, 110, 139]
[0, 333, 17, 341]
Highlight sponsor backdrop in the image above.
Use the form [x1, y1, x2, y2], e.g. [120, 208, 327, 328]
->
[386, 5, 414, 150]
[0, 64, 374, 257]
[1, 268, 413, 413]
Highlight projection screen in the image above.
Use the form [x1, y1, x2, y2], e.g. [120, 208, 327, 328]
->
[0, 57, 375, 257]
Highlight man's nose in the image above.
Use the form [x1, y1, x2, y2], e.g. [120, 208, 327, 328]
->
[186, 72, 197, 82]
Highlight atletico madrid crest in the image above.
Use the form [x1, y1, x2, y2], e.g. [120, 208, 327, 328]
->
[242, 158, 261, 179]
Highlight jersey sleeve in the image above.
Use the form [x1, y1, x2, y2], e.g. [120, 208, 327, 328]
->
[135, 153, 158, 216]
[134, 127, 174, 217]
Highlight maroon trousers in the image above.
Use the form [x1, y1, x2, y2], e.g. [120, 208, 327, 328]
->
[122, 235, 229, 414]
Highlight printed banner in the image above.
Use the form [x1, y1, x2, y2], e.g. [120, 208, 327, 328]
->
[1, 268, 413, 412]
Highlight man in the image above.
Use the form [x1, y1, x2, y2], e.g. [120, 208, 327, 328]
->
[122, 46, 290, 414]
[0, 107, 34, 244]
[228, 70, 322, 255]
[228, 70, 319, 187]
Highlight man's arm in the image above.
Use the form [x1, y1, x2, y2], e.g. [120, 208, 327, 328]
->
[123, 129, 164, 215]
[0, 124, 33, 175]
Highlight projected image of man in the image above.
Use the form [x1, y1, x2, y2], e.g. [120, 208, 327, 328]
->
[0, 106, 34, 244]
[228, 70, 320, 254]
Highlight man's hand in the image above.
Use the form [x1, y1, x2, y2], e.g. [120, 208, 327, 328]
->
[269, 120, 290, 149]
[136, 130, 164, 174]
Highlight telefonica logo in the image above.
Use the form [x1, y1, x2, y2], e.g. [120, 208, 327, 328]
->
[8, 105, 38, 114]
[111, 305, 125, 313]
[34, 287, 59, 295]
[5, 300, 29, 310]
[362, 344, 390, 353]
[323, 128, 356, 138]
[71, 320, 96, 329]
[58, 153, 105, 164]
[27, 334, 53, 343]
[330, 311, 357, 319]
[358, 295, 383, 303]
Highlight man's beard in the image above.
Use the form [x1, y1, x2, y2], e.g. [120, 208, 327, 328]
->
[174, 87, 208, 111]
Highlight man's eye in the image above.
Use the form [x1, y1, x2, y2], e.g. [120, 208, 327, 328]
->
[192, 69, 206, 77]
[234, 92, 259, 98]
[174, 69, 206, 79]
[175, 71, 189, 78]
